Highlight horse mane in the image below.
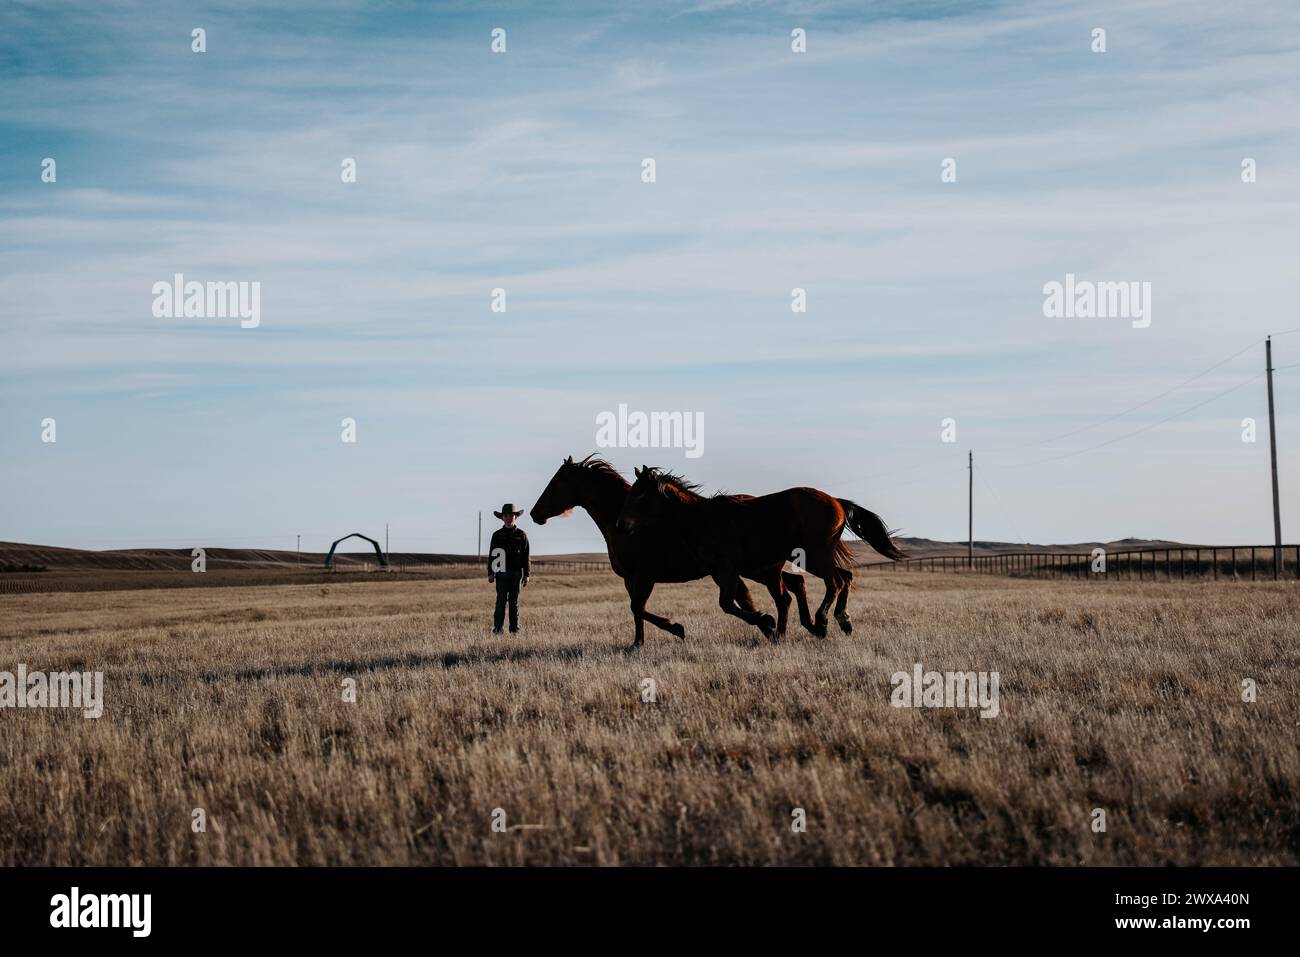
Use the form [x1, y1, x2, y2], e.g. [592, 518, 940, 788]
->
[572, 454, 630, 486]
[649, 467, 702, 496]
[645, 467, 747, 505]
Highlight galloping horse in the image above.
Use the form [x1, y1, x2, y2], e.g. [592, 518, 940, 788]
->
[530, 455, 818, 651]
[615, 466, 904, 640]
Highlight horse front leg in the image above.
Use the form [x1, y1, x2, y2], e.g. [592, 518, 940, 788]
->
[733, 579, 759, 614]
[624, 578, 648, 653]
[633, 578, 686, 641]
[762, 570, 791, 641]
[713, 572, 776, 639]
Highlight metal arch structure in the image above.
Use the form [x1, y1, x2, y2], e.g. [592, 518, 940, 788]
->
[323, 532, 388, 569]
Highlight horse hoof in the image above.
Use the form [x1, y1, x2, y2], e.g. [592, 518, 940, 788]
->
[837, 617, 853, 635]
[759, 614, 777, 632]
[623, 642, 643, 655]
[670, 623, 686, 641]
[812, 622, 828, 639]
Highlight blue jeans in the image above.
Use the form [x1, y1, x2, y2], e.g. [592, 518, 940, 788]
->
[493, 570, 523, 631]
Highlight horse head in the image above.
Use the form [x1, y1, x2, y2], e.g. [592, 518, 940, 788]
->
[531, 454, 628, 525]
[530, 456, 576, 525]
[616, 466, 695, 535]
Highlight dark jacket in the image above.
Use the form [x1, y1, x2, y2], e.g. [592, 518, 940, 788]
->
[488, 525, 530, 577]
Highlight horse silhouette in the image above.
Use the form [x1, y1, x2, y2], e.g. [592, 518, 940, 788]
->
[616, 466, 903, 642]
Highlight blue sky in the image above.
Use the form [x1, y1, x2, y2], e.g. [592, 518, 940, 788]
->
[2, 0, 1298, 554]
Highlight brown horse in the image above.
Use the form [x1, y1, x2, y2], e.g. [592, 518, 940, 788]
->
[530, 455, 817, 650]
[615, 466, 904, 640]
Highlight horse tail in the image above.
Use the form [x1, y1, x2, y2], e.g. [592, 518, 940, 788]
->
[837, 499, 906, 561]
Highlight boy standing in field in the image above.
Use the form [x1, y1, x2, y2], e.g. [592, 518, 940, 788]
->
[487, 503, 530, 634]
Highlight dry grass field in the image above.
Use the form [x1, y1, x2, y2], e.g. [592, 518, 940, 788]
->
[1, 569, 1297, 866]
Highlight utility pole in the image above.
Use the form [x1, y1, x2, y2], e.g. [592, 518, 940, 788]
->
[477, 511, 482, 559]
[1266, 337, 1282, 580]
[968, 449, 974, 569]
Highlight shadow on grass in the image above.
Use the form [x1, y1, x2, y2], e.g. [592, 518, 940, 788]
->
[178, 644, 593, 685]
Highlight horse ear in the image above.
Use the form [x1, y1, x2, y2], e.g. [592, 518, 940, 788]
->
[633, 466, 642, 478]
[564, 455, 573, 464]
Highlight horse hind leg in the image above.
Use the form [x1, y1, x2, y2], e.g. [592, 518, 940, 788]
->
[803, 538, 855, 637]
[833, 568, 854, 634]
[782, 571, 817, 636]
[811, 578, 838, 638]
[805, 554, 843, 639]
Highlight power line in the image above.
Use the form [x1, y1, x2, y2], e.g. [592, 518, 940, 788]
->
[985, 336, 1264, 453]
[861, 463, 969, 495]
[985, 371, 1265, 470]
[835, 330, 1300, 489]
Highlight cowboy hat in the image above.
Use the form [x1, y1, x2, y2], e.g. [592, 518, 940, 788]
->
[493, 503, 525, 519]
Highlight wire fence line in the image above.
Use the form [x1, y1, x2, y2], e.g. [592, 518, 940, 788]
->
[858, 544, 1300, 582]
[5, 545, 1297, 593]
[382, 559, 612, 573]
